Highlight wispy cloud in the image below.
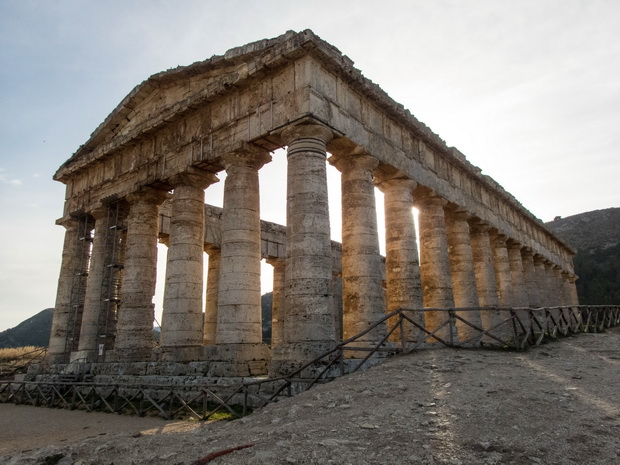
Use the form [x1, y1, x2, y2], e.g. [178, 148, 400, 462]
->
[0, 169, 22, 186]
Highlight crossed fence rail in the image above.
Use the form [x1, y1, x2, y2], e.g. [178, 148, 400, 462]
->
[1, 305, 618, 420]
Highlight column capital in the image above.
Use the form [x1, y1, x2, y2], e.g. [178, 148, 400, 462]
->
[329, 152, 379, 174]
[126, 186, 171, 206]
[222, 145, 271, 171]
[521, 247, 534, 258]
[204, 244, 221, 256]
[373, 169, 417, 193]
[266, 257, 285, 268]
[444, 203, 471, 221]
[56, 215, 82, 231]
[88, 205, 110, 221]
[468, 217, 491, 234]
[281, 122, 334, 147]
[506, 239, 523, 251]
[414, 192, 448, 209]
[489, 229, 509, 246]
[168, 168, 218, 189]
[533, 254, 547, 265]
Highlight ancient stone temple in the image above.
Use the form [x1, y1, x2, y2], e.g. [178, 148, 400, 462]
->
[48, 30, 578, 378]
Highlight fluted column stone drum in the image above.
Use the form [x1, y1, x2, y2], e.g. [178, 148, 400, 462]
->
[445, 206, 481, 344]
[203, 246, 221, 345]
[74, 206, 113, 362]
[161, 170, 217, 360]
[469, 219, 500, 335]
[331, 152, 386, 345]
[376, 174, 423, 344]
[414, 191, 455, 342]
[270, 123, 337, 375]
[48, 216, 92, 363]
[114, 187, 169, 361]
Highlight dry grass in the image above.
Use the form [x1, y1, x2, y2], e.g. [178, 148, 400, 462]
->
[0, 346, 45, 362]
[0, 346, 47, 377]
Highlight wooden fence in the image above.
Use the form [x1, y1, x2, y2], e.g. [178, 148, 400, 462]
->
[1, 305, 618, 420]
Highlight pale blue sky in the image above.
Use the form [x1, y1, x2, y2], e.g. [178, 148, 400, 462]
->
[1, 0, 619, 330]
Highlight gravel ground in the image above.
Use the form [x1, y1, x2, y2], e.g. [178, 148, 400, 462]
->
[2, 327, 620, 465]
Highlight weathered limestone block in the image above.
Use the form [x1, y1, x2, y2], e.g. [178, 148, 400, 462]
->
[375, 174, 423, 343]
[507, 240, 530, 328]
[203, 245, 221, 345]
[114, 187, 169, 361]
[331, 151, 386, 345]
[271, 122, 336, 376]
[414, 190, 455, 342]
[533, 255, 549, 307]
[445, 206, 482, 344]
[74, 206, 114, 362]
[521, 248, 539, 308]
[566, 274, 580, 307]
[216, 147, 271, 348]
[507, 241, 529, 308]
[469, 219, 500, 334]
[161, 170, 217, 360]
[48, 216, 92, 363]
[490, 231, 514, 307]
[490, 230, 516, 340]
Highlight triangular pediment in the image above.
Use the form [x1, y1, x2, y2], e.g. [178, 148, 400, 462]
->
[55, 30, 333, 178]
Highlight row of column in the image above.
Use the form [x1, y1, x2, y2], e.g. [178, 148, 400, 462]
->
[49, 121, 579, 367]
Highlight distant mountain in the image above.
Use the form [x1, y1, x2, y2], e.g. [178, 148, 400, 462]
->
[546, 208, 620, 304]
[0, 308, 53, 348]
[262, 292, 273, 343]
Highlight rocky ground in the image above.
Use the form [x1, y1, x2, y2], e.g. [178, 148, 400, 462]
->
[3, 327, 620, 465]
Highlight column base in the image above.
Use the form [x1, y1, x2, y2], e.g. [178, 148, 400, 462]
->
[157, 345, 204, 362]
[46, 353, 70, 365]
[269, 341, 337, 378]
[70, 350, 97, 363]
[105, 348, 155, 363]
[205, 343, 271, 377]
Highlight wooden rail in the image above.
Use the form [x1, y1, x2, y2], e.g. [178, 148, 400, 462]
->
[1, 305, 618, 420]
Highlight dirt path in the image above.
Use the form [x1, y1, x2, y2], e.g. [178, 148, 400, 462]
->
[3, 328, 620, 464]
[0, 404, 192, 456]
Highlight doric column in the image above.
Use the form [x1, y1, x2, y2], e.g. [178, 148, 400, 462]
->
[533, 255, 549, 306]
[375, 174, 423, 343]
[271, 123, 336, 373]
[552, 265, 565, 305]
[566, 274, 580, 306]
[490, 231, 514, 307]
[445, 206, 481, 343]
[559, 270, 573, 306]
[332, 270, 343, 341]
[203, 246, 221, 345]
[216, 147, 271, 347]
[543, 261, 557, 307]
[114, 187, 169, 361]
[48, 216, 92, 363]
[521, 248, 539, 307]
[75, 206, 113, 361]
[161, 170, 217, 358]
[507, 241, 529, 308]
[414, 191, 454, 341]
[469, 220, 499, 332]
[267, 258, 285, 347]
[331, 152, 386, 344]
